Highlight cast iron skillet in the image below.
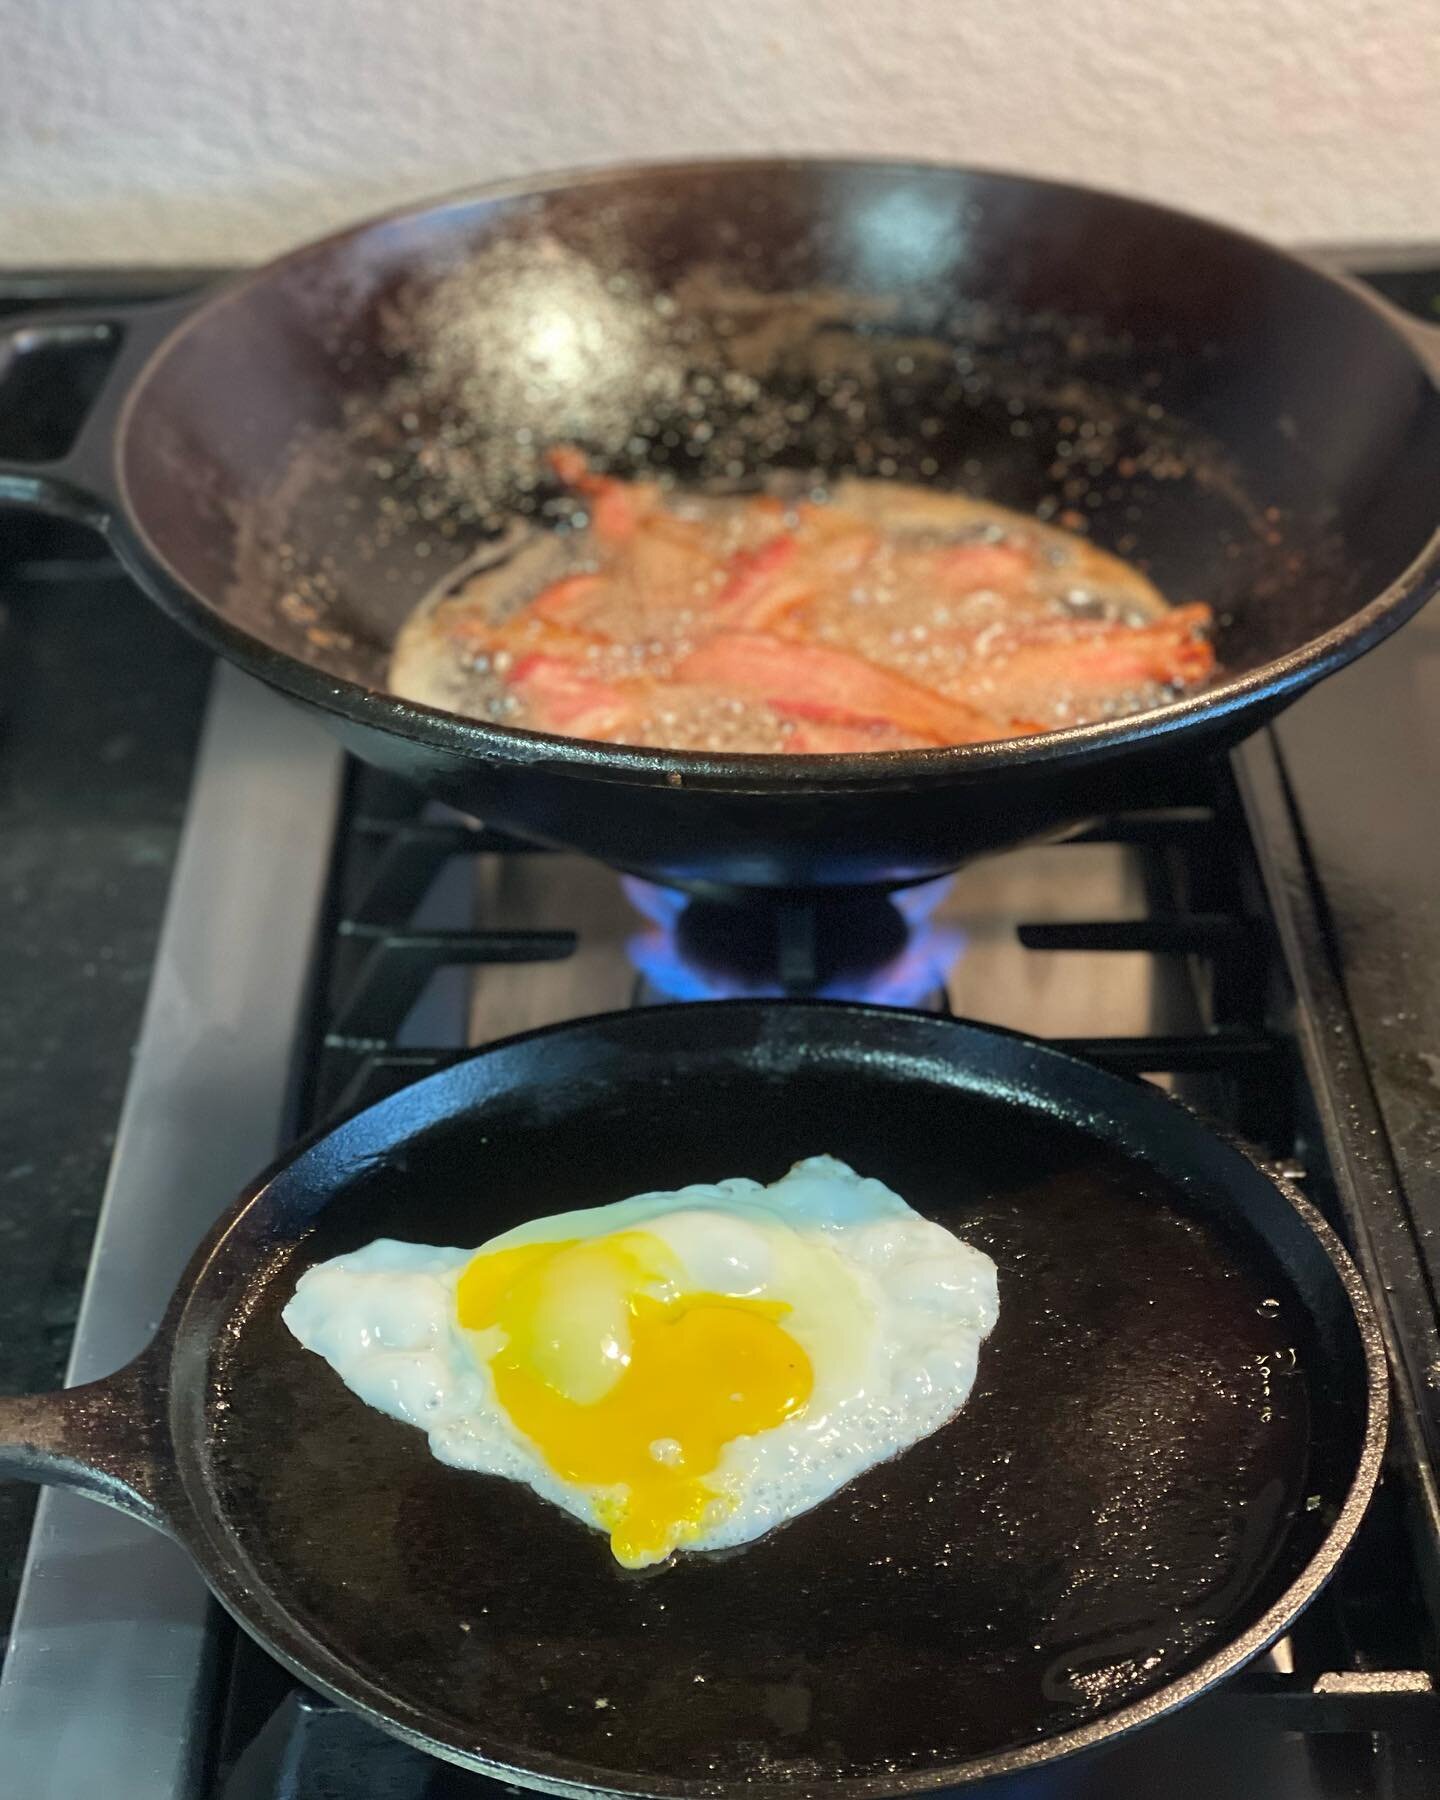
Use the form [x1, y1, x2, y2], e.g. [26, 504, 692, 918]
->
[0, 1004, 1386, 1794]
[1, 160, 1439, 893]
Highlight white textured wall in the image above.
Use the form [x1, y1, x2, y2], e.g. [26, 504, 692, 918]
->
[3, 0, 1437, 265]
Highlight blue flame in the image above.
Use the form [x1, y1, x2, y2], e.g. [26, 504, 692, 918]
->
[622, 876, 966, 1006]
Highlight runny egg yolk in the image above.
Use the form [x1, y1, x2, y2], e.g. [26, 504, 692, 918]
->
[455, 1229, 813, 1566]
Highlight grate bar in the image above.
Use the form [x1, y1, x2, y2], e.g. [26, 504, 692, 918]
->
[1020, 914, 1262, 954]
[323, 1051, 461, 1124]
[1067, 807, 1218, 845]
[1213, 1671, 1439, 1735]
[328, 928, 577, 1041]
[346, 826, 475, 928]
[350, 815, 545, 855]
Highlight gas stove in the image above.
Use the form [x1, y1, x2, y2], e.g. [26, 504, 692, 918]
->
[2, 259, 1439, 1798]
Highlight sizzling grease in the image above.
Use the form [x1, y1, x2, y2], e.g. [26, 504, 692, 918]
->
[390, 457, 1215, 752]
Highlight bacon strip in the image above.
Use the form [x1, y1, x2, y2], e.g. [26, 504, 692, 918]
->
[678, 632, 1016, 745]
[942, 604, 1215, 718]
[505, 655, 632, 738]
[935, 539, 1037, 593]
[711, 535, 811, 631]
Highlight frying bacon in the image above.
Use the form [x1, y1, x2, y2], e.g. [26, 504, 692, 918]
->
[624, 513, 716, 607]
[935, 539, 1037, 592]
[528, 573, 605, 627]
[942, 604, 1215, 720]
[401, 449, 1217, 753]
[784, 719, 935, 753]
[548, 446, 658, 542]
[678, 633, 1019, 745]
[506, 654, 633, 738]
[711, 535, 811, 631]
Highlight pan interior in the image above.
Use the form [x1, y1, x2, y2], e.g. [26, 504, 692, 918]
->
[119, 162, 1440, 708]
[185, 1009, 1366, 1791]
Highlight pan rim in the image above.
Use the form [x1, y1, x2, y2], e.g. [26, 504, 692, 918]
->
[161, 999, 1390, 1797]
[106, 155, 1440, 797]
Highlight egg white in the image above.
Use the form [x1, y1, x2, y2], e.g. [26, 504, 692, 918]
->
[282, 1155, 999, 1562]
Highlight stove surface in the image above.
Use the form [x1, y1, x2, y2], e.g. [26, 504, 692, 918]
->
[1, 257, 1439, 1799]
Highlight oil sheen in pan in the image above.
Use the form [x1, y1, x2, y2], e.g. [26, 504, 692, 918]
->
[206, 1087, 1314, 1785]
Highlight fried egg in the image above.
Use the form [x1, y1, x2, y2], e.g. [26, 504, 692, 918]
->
[282, 1155, 999, 1568]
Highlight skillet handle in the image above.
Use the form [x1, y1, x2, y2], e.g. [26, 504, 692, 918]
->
[0, 1350, 173, 1532]
[0, 290, 201, 531]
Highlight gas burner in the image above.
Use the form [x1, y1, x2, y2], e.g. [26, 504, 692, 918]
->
[623, 876, 967, 1006]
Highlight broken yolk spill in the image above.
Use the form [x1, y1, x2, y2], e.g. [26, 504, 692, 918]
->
[455, 1230, 813, 1567]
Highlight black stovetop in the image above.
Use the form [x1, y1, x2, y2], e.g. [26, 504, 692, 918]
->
[2, 256, 1440, 1798]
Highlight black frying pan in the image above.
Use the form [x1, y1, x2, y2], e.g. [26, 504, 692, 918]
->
[1, 159, 1439, 893]
[0, 1004, 1386, 1794]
